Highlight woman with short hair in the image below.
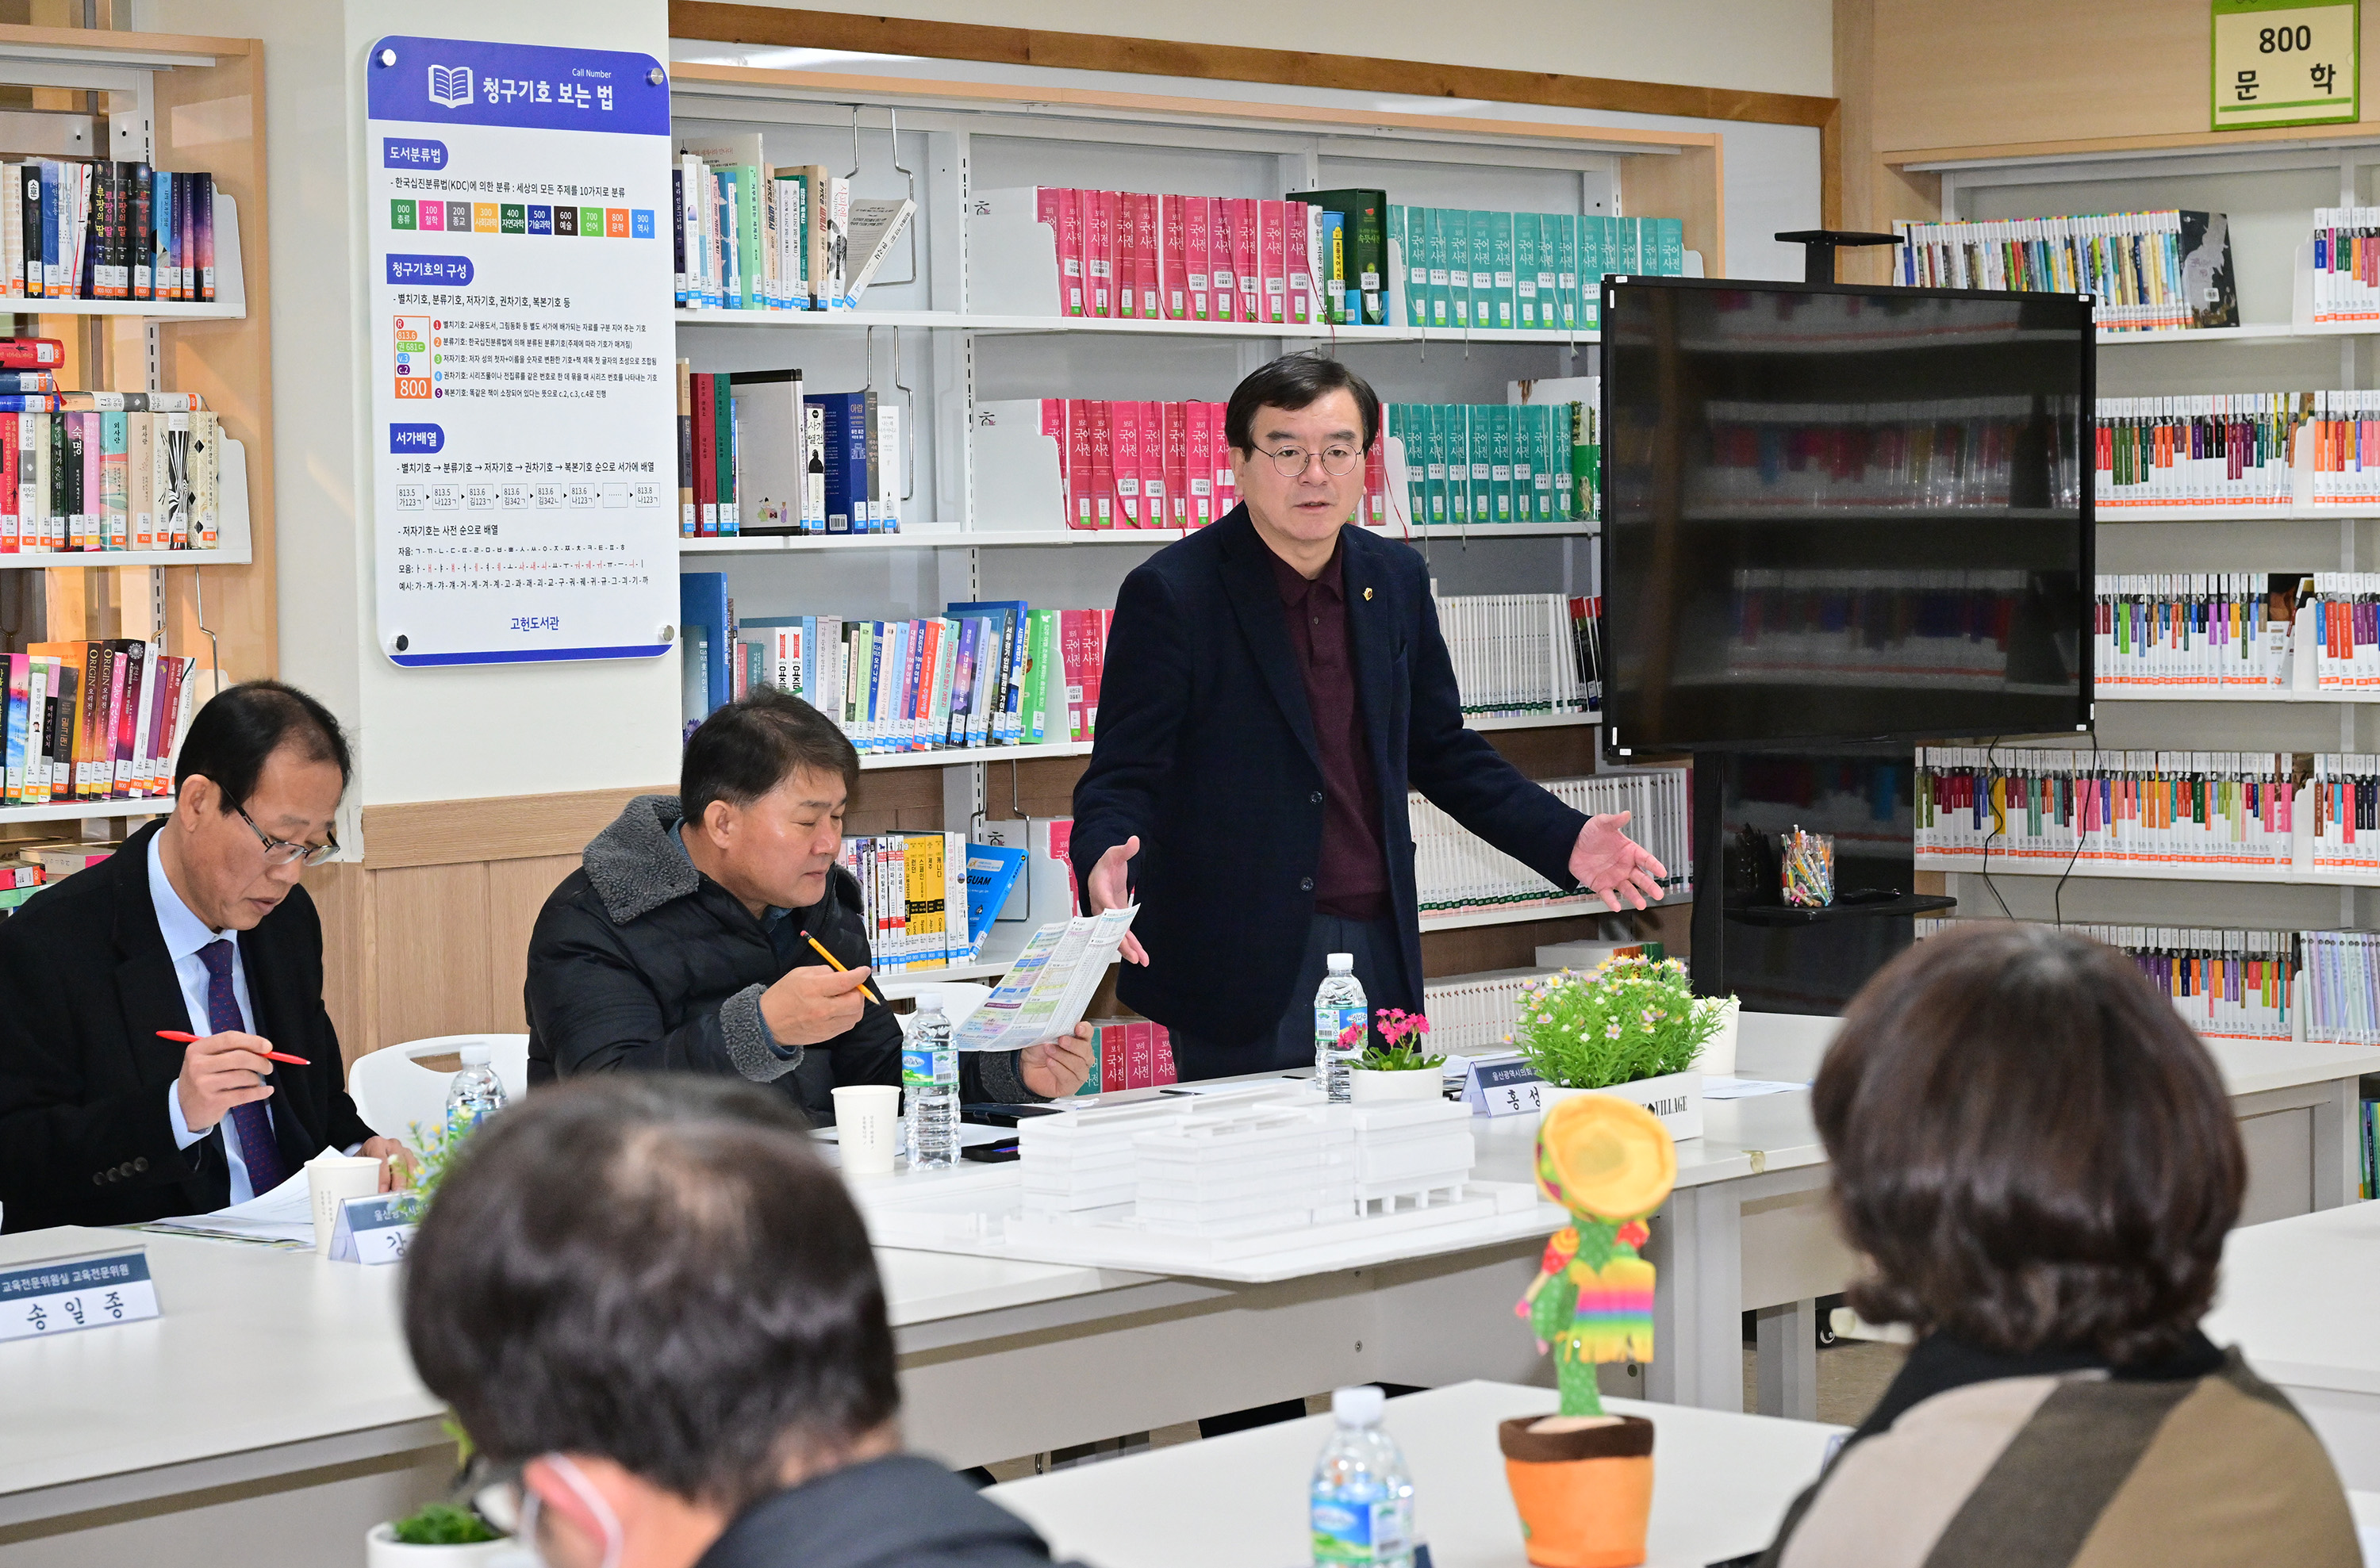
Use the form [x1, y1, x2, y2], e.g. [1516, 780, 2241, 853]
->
[1759, 922, 2359, 1568]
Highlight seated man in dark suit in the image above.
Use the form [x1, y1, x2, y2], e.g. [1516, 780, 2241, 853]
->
[0, 680, 408, 1233]
[526, 688, 1090, 1119]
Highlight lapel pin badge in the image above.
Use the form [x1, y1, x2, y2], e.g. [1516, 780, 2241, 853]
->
[1363, 587, 1373, 600]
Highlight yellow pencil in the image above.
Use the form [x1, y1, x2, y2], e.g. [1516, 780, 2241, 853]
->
[800, 930, 886, 1005]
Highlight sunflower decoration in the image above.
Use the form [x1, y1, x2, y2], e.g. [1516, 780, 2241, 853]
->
[1514, 1095, 1677, 1418]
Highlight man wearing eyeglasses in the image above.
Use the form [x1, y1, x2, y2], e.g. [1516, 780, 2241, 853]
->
[0, 680, 408, 1233]
[1073, 354, 1668, 1083]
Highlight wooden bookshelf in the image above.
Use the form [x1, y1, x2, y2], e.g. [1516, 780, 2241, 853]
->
[0, 24, 274, 838]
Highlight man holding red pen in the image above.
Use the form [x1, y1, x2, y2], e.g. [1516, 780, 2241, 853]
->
[0, 681, 408, 1233]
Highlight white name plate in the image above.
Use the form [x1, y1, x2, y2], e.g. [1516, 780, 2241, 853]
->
[0, 1247, 160, 1341]
[329, 1194, 416, 1265]
[1461, 1055, 1545, 1118]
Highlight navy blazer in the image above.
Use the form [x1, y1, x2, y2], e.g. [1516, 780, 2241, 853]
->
[1071, 507, 1587, 1045]
[0, 819, 374, 1231]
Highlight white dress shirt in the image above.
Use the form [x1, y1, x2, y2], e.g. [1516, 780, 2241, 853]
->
[152, 831, 274, 1204]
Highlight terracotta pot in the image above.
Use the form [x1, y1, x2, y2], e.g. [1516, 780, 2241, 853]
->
[1498, 1414, 1656, 1568]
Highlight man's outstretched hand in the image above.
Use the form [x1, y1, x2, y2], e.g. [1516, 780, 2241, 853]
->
[1568, 811, 1668, 912]
[1085, 834, 1150, 966]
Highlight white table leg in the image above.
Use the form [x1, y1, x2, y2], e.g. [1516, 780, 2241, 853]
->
[2313, 1074, 2361, 1211]
[1754, 1299, 1818, 1421]
[1641, 1184, 1745, 1412]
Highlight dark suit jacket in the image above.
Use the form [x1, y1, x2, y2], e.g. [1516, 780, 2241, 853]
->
[1071, 507, 1588, 1045]
[0, 819, 373, 1232]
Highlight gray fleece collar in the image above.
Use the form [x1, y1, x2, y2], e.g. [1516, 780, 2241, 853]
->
[582, 794, 702, 926]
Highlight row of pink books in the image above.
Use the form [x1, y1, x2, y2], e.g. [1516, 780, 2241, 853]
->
[1019, 187, 1342, 326]
[1034, 398, 1392, 531]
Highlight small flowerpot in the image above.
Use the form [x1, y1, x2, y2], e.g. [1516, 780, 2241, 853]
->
[1499, 1414, 1656, 1568]
[1539, 1070, 1703, 1141]
[364, 1524, 516, 1566]
[1349, 1066, 1445, 1103]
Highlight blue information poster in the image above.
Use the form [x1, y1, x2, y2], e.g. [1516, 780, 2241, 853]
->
[367, 36, 676, 667]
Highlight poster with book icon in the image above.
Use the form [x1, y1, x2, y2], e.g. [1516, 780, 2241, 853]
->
[366, 35, 676, 667]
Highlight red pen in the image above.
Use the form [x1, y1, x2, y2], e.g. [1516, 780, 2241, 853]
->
[155, 1029, 309, 1067]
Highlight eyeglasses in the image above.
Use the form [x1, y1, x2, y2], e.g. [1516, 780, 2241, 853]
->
[236, 804, 340, 867]
[1257, 443, 1365, 479]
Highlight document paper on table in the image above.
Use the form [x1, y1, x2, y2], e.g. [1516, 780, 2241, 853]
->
[953, 905, 1139, 1055]
[140, 1168, 317, 1245]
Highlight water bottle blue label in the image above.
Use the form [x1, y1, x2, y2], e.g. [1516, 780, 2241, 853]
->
[902, 1045, 958, 1087]
[1311, 1496, 1412, 1563]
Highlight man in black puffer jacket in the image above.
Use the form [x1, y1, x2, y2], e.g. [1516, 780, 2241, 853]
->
[524, 690, 1089, 1121]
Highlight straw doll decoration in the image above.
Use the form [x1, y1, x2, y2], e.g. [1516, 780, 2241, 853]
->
[1499, 1095, 1677, 1568]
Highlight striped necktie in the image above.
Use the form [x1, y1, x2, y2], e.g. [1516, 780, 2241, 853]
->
[198, 938, 289, 1196]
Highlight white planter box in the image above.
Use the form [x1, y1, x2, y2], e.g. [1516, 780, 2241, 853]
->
[364, 1524, 519, 1567]
[1538, 1069, 1704, 1142]
[1349, 1067, 1445, 1103]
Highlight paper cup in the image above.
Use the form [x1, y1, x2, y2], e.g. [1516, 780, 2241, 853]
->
[307, 1152, 383, 1256]
[831, 1085, 901, 1176]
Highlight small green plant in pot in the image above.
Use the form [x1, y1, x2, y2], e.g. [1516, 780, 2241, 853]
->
[369, 1420, 511, 1563]
[1511, 957, 1730, 1139]
[1349, 1007, 1446, 1102]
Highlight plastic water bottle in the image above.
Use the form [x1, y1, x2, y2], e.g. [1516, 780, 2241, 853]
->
[1310, 1385, 1415, 1566]
[904, 992, 960, 1170]
[1313, 953, 1367, 1104]
[443, 1043, 506, 1134]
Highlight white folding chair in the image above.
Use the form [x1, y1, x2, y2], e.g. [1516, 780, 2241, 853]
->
[348, 1033, 531, 1142]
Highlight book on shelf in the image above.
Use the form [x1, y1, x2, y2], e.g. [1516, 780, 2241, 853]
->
[2094, 393, 2305, 509]
[1920, 744, 2380, 880]
[1410, 767, 1690, 918]
[1892, 211, 2237, 333]
[0, 161, 216, 305]
[0, 390, 216, 554]
[1081, 1017, 1177, 1095]
[1434, 592, 1600, 719]
[1387, 208, 1683, 332]
[1917, 919, 2301, 1043]
[2094, 573, 2301, 691]
[2, 643, 197, 807]
[838, 830, 973, 970]
[967, 815, 1080, 929]
[674, 135, 850, 312]
[844, 197, 915, 305]
[2308, 208, 2380, 326]
[1384, 401, 1596, 526]
[682, 588, 1111, 751]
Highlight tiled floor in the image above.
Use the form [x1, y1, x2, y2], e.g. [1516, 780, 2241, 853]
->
[979, 1337, 1907, 1482]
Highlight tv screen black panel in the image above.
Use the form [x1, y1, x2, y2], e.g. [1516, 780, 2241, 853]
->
[1599, 278, 2093, 753]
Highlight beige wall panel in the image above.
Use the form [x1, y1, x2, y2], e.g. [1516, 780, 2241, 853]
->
[487, 854, 583, 1032]
[369, 862, 493, 1050]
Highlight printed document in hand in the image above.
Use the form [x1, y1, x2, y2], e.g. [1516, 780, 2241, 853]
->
[954, 905, 1139, 1054]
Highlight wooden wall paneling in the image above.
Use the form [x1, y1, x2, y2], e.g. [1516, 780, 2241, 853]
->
[308, 860, 374, 1071]
[149, 40, 274, 685]
[360, 785, 662, 868]
[1830, 0, 1940, 286]
[981, 757, 1090, 823]
[668, 4, 1839, 133]
[1619, 144, 1727, 278]
[370, 861, 496, 1051]
[486, 853, 582, 1032]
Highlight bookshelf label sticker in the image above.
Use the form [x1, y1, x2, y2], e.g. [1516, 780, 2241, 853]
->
[367, 36, 675, 666]
[2212, 0, 2358, 130]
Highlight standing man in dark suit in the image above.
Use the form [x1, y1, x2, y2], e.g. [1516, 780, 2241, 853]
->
[0, 680, 407, 1233]
[1072, 355, 1668, 1081]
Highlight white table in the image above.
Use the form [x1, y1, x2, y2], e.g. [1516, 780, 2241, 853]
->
[1621, 1019, 2378, 1418]
[2202, 1202, 2380, 1491]
[986, 1378, 1841, 1568]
